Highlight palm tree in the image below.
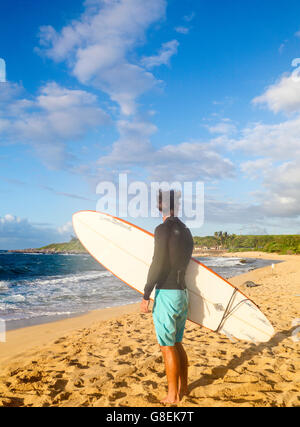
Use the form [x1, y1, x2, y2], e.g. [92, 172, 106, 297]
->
[218, 231, 224, 247]
[223, 231, 228, 247]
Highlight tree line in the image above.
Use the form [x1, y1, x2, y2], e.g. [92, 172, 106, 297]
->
[43, 233, 300, 255]
[193, 232, 300, 254]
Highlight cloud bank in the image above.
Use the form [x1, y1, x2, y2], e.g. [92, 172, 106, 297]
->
[0, 214, 74, 250]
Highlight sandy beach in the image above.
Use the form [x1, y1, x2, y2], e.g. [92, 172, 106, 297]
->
[0, 251, 299, 407]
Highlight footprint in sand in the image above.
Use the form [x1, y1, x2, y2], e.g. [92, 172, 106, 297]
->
[109, 391, 127, 401]
[1, 397, 24, 407]
[73, 378, 84, 388]
[113, 380, 128, 388]
[53, 337, 66, 345]
[67, 359, 89, 370]
[48, 378, 70, 403]
[142, 380, 158, 390]
[117, 346, 132, 355]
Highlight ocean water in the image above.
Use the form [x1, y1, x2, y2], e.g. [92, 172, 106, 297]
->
[0, 251, 280, 330]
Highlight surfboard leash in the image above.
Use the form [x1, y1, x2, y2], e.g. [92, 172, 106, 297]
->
[215, 288, 249, 333]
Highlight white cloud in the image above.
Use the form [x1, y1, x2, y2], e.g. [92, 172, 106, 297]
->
[207, 119, 237, 135]
[0, 214, 73, 250]
[227, 115, 300, 160]
[98, 119, 235, 181]
[240, 158, 273, 180]
[257, 161, 300, 217]
[18, 83, 109, 142]
[211, 60, 300, 221]
[174, 12, 195, 35]
[230, 120, 300, 218]
[94, 63, 158, 115]
[183, 12, 195, 23]
[0, 214, 17, 224]
[58, 221, 74, 235]
[0, 81, 24, 104]
[0, 82, 110, 168]
[38, 0, 167, 115]
[98, 118, 157, 167]
[37, 82, 97, 110]
[141, 40, 179, 69]
[278, 41, 287, 54]
[39, 0, 166, 63]
[150, 142, 235, 181]
[253, 71, 300, 114]
[203, 197, 264, 225]
[175, 26, 189, 35]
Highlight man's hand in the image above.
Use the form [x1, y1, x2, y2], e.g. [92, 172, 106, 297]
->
[140, 298, 150, 313]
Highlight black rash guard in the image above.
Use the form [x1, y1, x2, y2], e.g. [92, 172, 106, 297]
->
[143, 217, 194, 301]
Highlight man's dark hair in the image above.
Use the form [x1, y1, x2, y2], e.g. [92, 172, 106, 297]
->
[158, 189, 181, 217]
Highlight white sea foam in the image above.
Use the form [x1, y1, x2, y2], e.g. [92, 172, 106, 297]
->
[0, 281, 9, 291]
[0, 267, 135, 323]
[1, 310, 80, 322]
[25, 270, 112, 287]
[202, 257, 244, 267]
[5, 294, 26, 303]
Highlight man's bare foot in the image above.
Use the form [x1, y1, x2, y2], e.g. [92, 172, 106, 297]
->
[160, 394, 180, 404]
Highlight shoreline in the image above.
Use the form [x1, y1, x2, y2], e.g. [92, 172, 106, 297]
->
[0, 251, 299, 407]
[5, 249, 87, 255]
[1, 251, 280, 333]
[0, 303, 140, 368]
[6, 248, 295, 257]
[193, 249, 299, 260]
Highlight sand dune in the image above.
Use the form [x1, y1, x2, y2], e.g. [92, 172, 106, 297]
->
[0, 252, 299, 407]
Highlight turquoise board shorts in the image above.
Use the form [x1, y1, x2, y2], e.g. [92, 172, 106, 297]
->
[152, 289, 189, 347]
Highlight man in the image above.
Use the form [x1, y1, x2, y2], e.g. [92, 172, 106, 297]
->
[140, 189, 194, 404]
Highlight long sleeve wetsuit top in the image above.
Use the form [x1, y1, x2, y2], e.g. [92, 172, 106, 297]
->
[143, 217, 194, 301]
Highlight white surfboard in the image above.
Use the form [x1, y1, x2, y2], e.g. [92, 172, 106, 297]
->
[72, 211, 274, 343]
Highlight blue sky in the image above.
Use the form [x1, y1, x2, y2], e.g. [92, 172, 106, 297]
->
[1, 0, 300, 249]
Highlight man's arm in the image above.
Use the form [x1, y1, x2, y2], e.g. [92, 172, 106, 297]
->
[143, 224, 169, 301]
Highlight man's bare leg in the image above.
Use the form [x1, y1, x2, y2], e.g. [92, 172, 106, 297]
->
[175, 342, 188, 398]
[160, 346, 180, 404]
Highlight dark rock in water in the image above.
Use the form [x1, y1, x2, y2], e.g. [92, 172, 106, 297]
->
[243, 281, 261, 288]
[240, 259, 247, 264]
